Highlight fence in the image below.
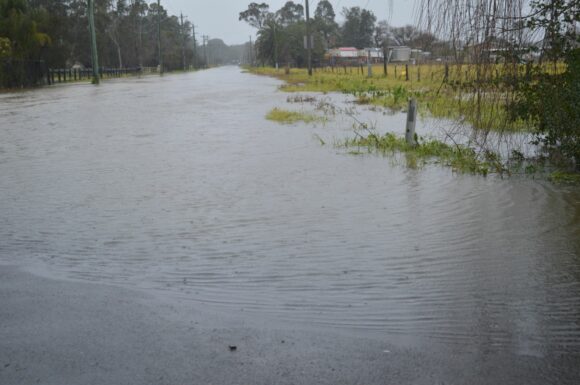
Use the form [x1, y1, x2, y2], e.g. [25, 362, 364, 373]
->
[47, 67, 143, 84]
[0, 61, 145, 88]
[312, 61, 540, 86]
[0, 59, 49, 88]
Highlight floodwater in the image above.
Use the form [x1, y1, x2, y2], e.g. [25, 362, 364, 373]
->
[1, 66, 579, 356]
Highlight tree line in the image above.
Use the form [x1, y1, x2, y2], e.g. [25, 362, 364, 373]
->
[1, 0, 205, 86]
[239, 1, 443, 67]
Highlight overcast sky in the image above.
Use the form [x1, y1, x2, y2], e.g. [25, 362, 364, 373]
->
[163, 1, 419, 46]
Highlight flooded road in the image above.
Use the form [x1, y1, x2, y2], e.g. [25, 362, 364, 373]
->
[1, 66, 579, 359]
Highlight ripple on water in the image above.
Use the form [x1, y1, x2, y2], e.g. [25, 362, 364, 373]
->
[0, 67, 579, 355]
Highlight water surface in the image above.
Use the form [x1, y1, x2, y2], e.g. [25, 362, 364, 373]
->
[1, 67, 579, 358]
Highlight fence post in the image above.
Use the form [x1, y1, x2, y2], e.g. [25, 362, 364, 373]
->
[406, 64, 409, 81]
[405, 99, 418, 146]
[367, 50, 372, 78]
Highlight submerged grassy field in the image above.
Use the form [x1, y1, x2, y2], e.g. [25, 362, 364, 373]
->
[341, 132, 503, 176]
[248, 64, 542, 132]
[251, 64, 578, 182]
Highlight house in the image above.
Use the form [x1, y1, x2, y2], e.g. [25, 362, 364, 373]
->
[389, 46, 412, 62]
[334, 47, 359, 58]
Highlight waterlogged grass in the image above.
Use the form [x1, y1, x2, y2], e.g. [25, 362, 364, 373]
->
[247, 65, 533, 132]
[548, 171, 580, 184]
[266, 108, 324, 124]
[341, 132, 504, 176]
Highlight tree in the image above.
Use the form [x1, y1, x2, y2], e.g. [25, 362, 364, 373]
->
[314, 0, 338, 48]
[1, 0, 202, 87]
[240, 2, 324, 68]
[0, 36, 10, 57]
[239, 2, 270, 30]
[107, 0, 127, 68]
[340, 7, 376, 48]
[0, 0, 50, 60]
[514, 0, 580, 164]
[0, 0, 51, 87]
[277, 1, 303, 26]
[527, 0, 579, 63]
[516, 50, 580, 164]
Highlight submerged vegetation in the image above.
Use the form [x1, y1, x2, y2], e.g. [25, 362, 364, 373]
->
[340, 130, 580, 183]
[341, 131, 503, 176]
[247, 0, 579, 177]
[549, 171, 580, 185]
[266, 108, 324, 124]
[250, 58, 578, 179]
[248, 64, 535, 133]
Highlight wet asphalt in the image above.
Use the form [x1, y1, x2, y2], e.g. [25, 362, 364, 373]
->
[1, 265, 579, 385]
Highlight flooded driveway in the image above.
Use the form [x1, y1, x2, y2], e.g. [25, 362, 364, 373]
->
[1, 66, 579, 360]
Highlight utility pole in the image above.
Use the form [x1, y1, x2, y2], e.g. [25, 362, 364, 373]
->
[157, 0, 163, 74]
[192, 24, 197, 69]
[87, 0, 99, 84]
[180, 13, 187, 71]
[273, 23, 279, 70]
[305, 0, 312, 76]
[202, 35, 209, 68]
[249, 35, 253, 66]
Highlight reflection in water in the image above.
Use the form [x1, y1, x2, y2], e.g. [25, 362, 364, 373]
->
[0, 67, 579, 357]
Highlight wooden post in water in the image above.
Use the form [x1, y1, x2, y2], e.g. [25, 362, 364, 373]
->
[405, 99, 418, 146]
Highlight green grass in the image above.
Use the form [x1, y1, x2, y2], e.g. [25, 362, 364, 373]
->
[247, 65, 534, 132]
[548, 171, 580, 184]
[266, 108, 324, 124]
[341, 132, 505, 176]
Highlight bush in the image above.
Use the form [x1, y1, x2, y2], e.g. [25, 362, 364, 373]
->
[514, 49, 580, 164]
